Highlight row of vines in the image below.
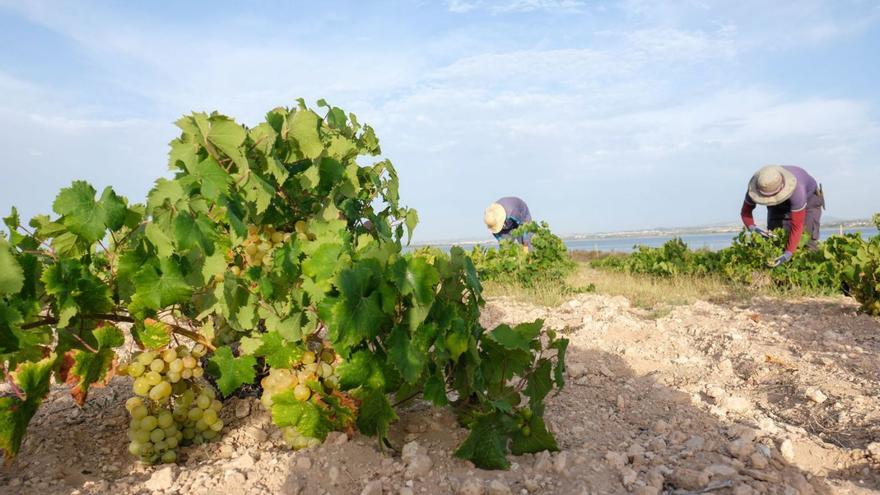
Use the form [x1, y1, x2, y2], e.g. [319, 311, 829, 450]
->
[592, 216, 880, 315]
[0, 101, 567, 470]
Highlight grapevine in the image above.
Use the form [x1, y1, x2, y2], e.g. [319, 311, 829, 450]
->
[591, 225, 880, 315]
[470, 221, 580, 288]
[0, 100, 567, 470]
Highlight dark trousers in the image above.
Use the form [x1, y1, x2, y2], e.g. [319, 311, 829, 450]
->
[768, 191, 824, 250]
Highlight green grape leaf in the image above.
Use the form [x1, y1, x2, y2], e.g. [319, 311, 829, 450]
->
[423, 372, 448, 406]
[52, 181, 106, 242]
[387, 325, 426, 384]
[289, 109, 323, 159]
[299, 165, 320, 190]
[0, 354, 57, 457]
[0, 303, 23, 354]
[524, 358, 553, 416]
[173, 213, 216, 254]
[270, 390, 329, 440]
[99, 187, 127, 232]
[3, 207, 19, 230]
[551, 338, 568, 388]
[137, 319, 172, 350]
[131, 261, 192, 311]
[336, 350, 387, 391]
[328, 263, 386, 352]
[194, 157, 230, 200]
[0, 239, 23, 295]
[454, 413, 514, 470]
[147, 179, 185, 211]
[265, 313, 302, 342]
[145, 223, 174, 258]
[255, 331, 303, 368]
[488, 321, 542, 353]
[208, 119, 249, 170]
[510, 414, 558, 455]
[206, 346, 257, 396]
[353, 388, 397, 439]
[394, 256, 439, 305]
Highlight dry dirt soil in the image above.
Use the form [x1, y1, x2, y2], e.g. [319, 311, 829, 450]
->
[2, 293, 880, 495]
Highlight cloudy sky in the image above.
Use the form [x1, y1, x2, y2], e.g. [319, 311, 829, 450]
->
[1, 0, 878, 241]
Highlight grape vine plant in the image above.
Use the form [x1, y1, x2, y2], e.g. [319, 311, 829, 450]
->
[0, 100, 567, 470]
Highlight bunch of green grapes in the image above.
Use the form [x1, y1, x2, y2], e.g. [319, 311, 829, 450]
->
[236, 224, 290, 270]
[259, 341, 341, 450]
[118, 343, 224, 464]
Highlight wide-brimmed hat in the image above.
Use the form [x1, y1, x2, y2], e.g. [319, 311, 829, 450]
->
[748, 165, 797, 206]
[484, 203, 506, 234]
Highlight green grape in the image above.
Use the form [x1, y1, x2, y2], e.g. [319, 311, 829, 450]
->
[128, 362, 146, 378]
[187, 407, 203, 421]
[133, 429, 151, 444]
[202, 387, 216, 400]
[162, 349, 177, 363]
[320, 349, 335, 364]
[165, 436, 179, 449]
[150, 428, 166, 443]
[209, 419, 224, 432]
[192, 435, 204, 445]
[145, 371, 162, 386]
[141, 415, 158, 431]
[157, 412, 174, 429]
[168, 359, 184, 373]
[139, 442, 155, 457]
[132, 378, 151, 397]
[180, 389, 195, 406]
[196, 394, 211, 410]
[182, 428, 195, 440]
[136, 352, 155, 366]
[149, 358, 166, 373]
[125, 397, 143, 412]
[161, 451, 177, 463]
[293, 384, 311, 401]
[149, 381, 172, 401]
[202, 429, 218, 441]
[164, 425, 178, 438]
[131, 404, 149, 420]
[195, 419, 209, 432]
[202, 409, 218, 425]
[172, 408, 188, 423]
[302, 351, 316, 365]
[192, 367, 204, 378]
[210, 399, 222, 412]
[167, 371, 181, 383]
[153, 439, 167, 451]
[181, 369, 193, 379]
[182, 356, 197, 369]
[128, 441, 142, 456]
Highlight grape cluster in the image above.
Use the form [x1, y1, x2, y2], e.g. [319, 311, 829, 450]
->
[118, 344, 224, 464]
[260, 341, 341, 449]
[232, 224, 291, 272]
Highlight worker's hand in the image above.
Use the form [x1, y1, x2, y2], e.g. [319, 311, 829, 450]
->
[771, 251, 793, 268]
[748, 225, 774, 239]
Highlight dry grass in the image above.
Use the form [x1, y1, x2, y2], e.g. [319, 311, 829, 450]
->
[482, 261, 770, 313]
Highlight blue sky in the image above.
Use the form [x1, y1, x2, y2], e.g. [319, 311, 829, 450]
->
[1, 0, 878, 241]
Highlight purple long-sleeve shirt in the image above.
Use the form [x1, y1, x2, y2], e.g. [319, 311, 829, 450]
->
[493, 197, 532, 245]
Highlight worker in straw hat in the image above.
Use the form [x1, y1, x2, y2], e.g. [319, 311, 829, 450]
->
[740, 165, 824, 267]
[484, 197, 532, 248]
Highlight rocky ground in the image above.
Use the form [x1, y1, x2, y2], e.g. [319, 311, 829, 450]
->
[2, 293, 880, 494]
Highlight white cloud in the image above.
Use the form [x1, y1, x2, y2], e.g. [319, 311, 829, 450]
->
[446, 0, 587, 14]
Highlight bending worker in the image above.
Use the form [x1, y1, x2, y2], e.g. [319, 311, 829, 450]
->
[740, 165, 824, 267]
[484, 197, 532, 247]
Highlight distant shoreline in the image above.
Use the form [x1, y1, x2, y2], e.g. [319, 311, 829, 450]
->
[413, 218, 876, 248]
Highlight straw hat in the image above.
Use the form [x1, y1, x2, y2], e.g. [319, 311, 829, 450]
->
[484, 203, 506, 234]
[748, 165, 797, 206]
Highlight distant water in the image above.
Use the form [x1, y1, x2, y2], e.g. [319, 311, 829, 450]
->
[415, 227, 879, 254]
[564, 227, 879, 253]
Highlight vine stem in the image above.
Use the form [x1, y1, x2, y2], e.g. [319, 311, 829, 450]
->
[20, 313, 216, 351]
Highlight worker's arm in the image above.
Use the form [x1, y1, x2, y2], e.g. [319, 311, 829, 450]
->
[786, 208, 807, 253]
[740, 200, 756, 228]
